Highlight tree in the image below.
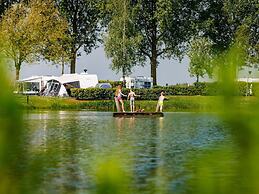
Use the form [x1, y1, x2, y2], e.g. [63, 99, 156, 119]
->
[195, 0, 233, 51]
[0, 0, 68, 80]
[188, 37, 213, 82]
[0, 2, 32, 80]
[42, 35, 71, 75]
[106, 0, 198, 85]
[104, 0, 144, 77]
[55, 0, 101, 73]
[223, 0, 258, 64]
[196, 0, 258, 63]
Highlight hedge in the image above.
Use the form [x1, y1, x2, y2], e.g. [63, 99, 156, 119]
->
[71, 82, 259, 100]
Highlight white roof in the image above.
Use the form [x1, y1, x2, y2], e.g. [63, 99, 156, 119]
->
[120, 76, 153, 81]
[58, 73, 97, 83]
[18, 75, 58, 83]
[46, 73, 98, 88]
[19, 73, 98, 89]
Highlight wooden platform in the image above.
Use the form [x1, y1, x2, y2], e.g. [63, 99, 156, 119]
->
[113, 112, 164, 117]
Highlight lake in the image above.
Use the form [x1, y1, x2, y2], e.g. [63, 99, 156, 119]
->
[22, 111, 235, 194]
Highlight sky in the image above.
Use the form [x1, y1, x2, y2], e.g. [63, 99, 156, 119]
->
[18, 45, 259, 85]
[19, 46, 197, 86]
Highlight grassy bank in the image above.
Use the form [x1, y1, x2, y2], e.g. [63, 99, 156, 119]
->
[15, 95, 258, 112]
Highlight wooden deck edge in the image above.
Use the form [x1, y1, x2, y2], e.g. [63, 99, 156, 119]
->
[113, 112, 164, 117]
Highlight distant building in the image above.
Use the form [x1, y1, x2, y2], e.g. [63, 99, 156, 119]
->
[120, 76, 153, 89]
[238, 65, 259, 82]
[238, 78, 259, 83]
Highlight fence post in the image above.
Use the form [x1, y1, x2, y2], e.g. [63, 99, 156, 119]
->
[26, 95, 29, 104]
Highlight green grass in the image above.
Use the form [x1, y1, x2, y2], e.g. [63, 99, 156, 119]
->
[15, 94, 259, 112]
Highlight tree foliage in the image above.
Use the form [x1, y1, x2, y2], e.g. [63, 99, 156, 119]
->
[0, 0, 21, 18]
[0, 0, 68, 80]
[104, 0, 144, 76]
[55, 0, 102, 73]
[223, 0, 258, 64]
[188, 37, 213, 82]
[0, 2, 33, 80]
[196, 0, 258, 63]
[104, 0, 199, 85]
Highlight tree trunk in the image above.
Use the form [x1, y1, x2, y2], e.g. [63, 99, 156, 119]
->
[122, 67, 126, 88]
[70, 48, 76, 74]
[61, 58, 64, 75]
[15, 63, 21, 80]
[196, 75, 199, 83]
[151, 45, 157, 86]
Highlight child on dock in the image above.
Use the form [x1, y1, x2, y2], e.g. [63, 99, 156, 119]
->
[115, 85, 127, 112]
[156, 92, 165, 112]
[127, 89, 140, 112]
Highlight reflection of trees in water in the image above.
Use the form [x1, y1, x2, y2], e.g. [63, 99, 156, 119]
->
[23, 112, 225, 194]
[27, 112, 94, 193]
[115, 117, 136, 137]
[128, 114, 225, 193]
[132, 119, 160, 191]
[157, 114, 225, 193]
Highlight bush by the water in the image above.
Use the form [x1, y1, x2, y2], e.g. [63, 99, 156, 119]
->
[71, 86, 201, 100]
[71, 82, 259, 100]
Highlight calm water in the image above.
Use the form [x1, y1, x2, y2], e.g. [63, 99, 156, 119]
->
[22, 111, 233, 194]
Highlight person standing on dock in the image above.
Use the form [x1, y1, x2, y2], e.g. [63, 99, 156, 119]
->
[115, 85, 127, 112]
[127, 89, 140, 112]
[156, 92, 165, 112]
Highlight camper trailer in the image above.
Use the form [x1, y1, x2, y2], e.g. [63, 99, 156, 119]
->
[18, 73, 98, 96]
[17, 76, 58, 95]
[58, 73, 98, 88]
[44, 73, 98, 97]
[120, 76, 153, 89]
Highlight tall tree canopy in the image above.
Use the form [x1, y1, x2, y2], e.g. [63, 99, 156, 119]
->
[188, 37, 213, 82]
[0, 0, 68, 80]
[104, 0, 199, 85]
[196, 0, 258, 63]
[55, 0, 101, 73]
[223, 0, 258, 64]
[104, 0, 143, 77]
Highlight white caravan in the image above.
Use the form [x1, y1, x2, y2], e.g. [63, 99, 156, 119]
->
[44, 73, 98, 97]
[58, 73, 98, 88]
[120, 76, 153, 89]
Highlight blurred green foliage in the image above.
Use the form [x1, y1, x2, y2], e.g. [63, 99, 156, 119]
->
[0, 55, 24, 194]
[92, 156, 131, 194]
[0, 55, 50, 194]
[185, 40, 259, 194]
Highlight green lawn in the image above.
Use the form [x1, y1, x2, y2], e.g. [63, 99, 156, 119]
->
[15, 94, 259, 112]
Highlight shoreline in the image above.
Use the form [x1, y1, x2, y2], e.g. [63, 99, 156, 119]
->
[16, 95, 258, 112]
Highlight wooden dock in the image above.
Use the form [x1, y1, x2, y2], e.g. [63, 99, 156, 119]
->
[113, 112, 164, 117]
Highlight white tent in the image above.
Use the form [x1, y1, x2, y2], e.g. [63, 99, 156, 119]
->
[44, 73, 99, 97]
[17, 75, 58, 95]
[44, 79, 68, 97]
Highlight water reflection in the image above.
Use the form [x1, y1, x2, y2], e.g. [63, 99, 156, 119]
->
[22, 111, 228, 194]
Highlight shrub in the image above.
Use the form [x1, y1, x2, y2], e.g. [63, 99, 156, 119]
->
[71, 82, 258, 100]
[71, 86, 204, 100]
